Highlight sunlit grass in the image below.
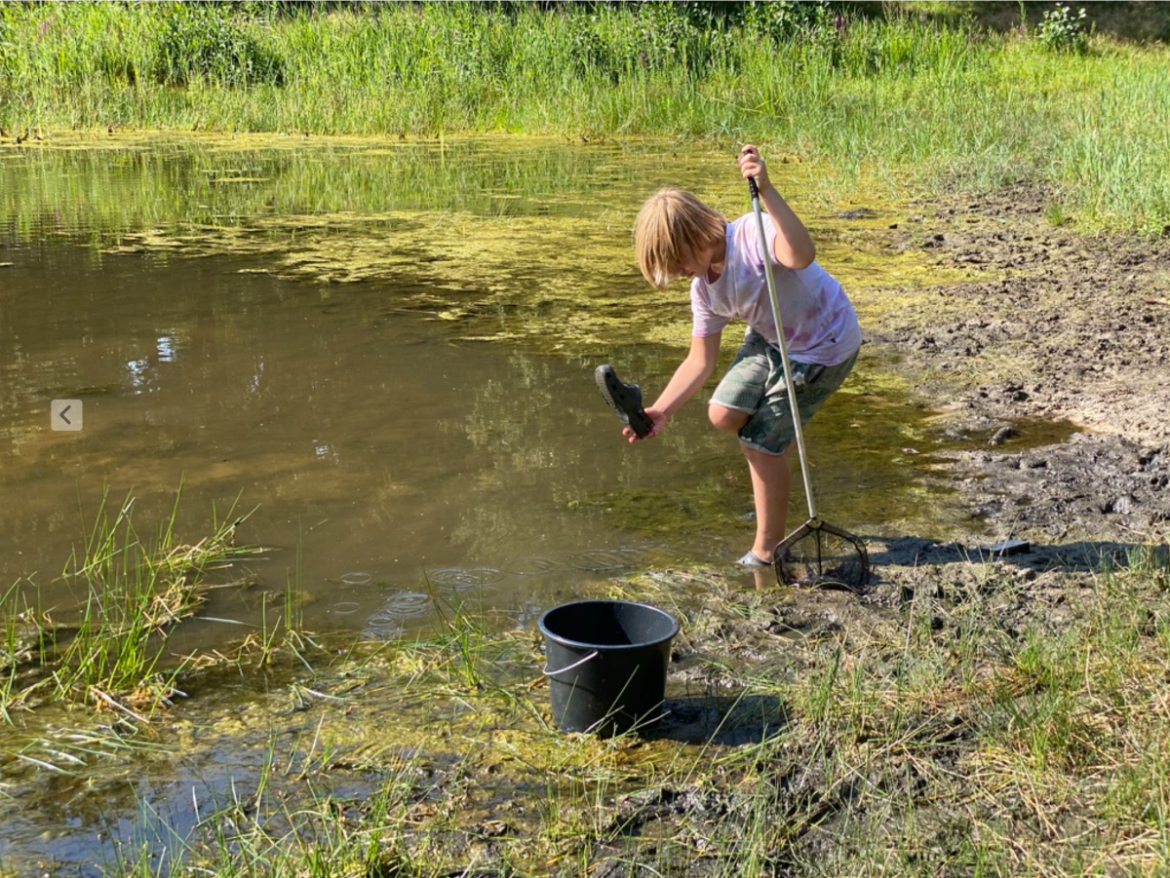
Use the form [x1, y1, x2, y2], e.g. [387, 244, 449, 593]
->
[77, 553, 1169, 875]
[0, 486, 264, 719]
[1, 3, 1168, 232]
[7, 527, 1170, 875]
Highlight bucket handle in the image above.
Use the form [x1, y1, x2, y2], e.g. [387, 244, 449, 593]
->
[542, 650, 599, 677]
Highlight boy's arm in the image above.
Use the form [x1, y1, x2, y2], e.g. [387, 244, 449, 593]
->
[738, 145, 815, 269]
[627, 333, 721, 442]
[759, 186, 815, 269]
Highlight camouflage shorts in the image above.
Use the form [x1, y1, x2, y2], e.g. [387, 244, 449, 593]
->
[710, 329, 858, 456]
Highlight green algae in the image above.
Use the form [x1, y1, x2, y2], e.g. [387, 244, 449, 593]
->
[8, 538, 1165, 876]
[0, 133, 973, 357]
[0, 592, 741, 877]
[583, 360, 984, 549]
[0, 132, 1055, 587]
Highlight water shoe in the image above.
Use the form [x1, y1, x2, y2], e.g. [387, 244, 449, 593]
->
[595, 364, 655, 439]
[736, 551, 771, 568]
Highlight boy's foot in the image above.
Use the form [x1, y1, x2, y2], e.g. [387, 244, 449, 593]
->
[736, 551, 771, 568]
[595, 365, 655, 438]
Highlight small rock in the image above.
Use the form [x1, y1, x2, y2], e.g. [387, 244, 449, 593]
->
[989, 426, 1016, 447]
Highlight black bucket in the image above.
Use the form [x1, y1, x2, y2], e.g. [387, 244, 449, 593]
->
[538, 600, 679, 738]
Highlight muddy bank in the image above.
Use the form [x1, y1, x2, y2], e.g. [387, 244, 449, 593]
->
[859, 182, 1170, 551]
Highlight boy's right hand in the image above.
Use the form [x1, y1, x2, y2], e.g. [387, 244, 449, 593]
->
[738, 144, 771, 191]
[624, 408, 667, 443]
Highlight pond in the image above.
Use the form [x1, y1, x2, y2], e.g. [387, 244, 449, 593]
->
[0, 134, 986, 643]
[0, 134, 999, 873]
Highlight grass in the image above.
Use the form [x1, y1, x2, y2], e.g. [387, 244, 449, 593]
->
[1, 2, 1168, 232]
[8, 543, 1155, 877]
[0, 486, 264, 720]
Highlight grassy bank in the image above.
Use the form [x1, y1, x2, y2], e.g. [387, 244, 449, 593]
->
[7, 532, 1170, 876]
[1, 2, 1168, 233]
[1, 489, 265, 720]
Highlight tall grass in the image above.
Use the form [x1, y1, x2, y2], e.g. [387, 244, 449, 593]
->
[1, 2, 1168, 231]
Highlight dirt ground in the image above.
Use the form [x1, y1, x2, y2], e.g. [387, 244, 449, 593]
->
[863, 182, 1170, 561]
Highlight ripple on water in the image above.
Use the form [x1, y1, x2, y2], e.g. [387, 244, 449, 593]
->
[502, 555, 562, 576]
[566, 547, 647, 571]
[364, 590, 433, 636]
[424, 566, 505, 591]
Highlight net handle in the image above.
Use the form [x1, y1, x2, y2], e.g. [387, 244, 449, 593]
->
[748, 176, 816, 521]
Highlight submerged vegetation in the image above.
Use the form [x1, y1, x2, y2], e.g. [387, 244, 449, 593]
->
[6, 520, 1170, 876]
[1, 1, 1169, 232]
[1, 489, 264, 719]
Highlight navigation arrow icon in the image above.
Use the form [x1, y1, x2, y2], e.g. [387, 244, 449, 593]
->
[51, 399, 83, 431]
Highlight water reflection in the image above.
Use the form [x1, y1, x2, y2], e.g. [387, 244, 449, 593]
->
[156, 333, 178, 362]
[0, 135, 982, 641]
[0, 134, 726, 235]
[0, 135, 1009, 877]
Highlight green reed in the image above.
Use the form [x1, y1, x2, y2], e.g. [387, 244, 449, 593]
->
[40, 540, 1165, 876]
[0, 486, 262, 718]
[0, 580, 44, 721]
[1, 2, 1168, 232]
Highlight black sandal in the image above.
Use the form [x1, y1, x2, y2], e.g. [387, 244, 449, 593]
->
[595, 364, 655, 438]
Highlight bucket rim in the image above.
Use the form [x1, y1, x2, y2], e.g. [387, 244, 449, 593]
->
[538, 599, 679, 650]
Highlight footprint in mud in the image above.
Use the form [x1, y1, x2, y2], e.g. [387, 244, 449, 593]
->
[424, 566, 505, 591]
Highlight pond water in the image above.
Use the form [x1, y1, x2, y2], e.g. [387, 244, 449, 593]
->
[0, 134, 989, 643]
[0, 133, 1029, 875]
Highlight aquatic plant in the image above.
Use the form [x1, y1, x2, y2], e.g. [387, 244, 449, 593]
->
[0, 487, 264, 719]
[8, 540, 1170, 876]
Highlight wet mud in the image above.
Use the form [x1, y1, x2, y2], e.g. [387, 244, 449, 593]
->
[861, 182, 1170, 556]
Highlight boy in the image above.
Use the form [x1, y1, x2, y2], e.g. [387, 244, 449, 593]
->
[616, 145, 860, 567]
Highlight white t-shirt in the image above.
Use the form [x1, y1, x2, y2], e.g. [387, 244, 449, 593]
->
[691, 213, 861, 366]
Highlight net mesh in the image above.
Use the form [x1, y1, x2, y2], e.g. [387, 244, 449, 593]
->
[773, 520, 869, 590]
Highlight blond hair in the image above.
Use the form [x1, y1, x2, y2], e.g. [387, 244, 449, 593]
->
[634, 187, 726, 290]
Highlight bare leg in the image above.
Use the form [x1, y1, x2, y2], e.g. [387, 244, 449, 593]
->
[743, 443, 794, 561]
[709, 404, 794, 561]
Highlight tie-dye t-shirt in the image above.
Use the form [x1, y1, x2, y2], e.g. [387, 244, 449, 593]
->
[690, 213, 861, 367]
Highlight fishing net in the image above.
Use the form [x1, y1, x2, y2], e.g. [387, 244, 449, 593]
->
[773, 518, 869, 591]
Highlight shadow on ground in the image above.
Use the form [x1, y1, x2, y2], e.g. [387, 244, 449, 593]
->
[867, 535, 1169, 576]
[647, 694, 789, 746]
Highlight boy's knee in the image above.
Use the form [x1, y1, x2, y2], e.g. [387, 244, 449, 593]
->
[709, 404, 749, 434]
